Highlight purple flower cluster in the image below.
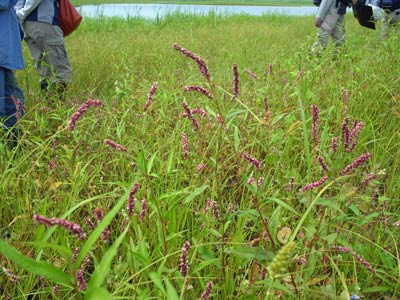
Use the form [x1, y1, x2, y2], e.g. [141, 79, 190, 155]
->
[342, 118, 365, 152]
[140, 199, 147, 222]
[75, 269, 86, 291]
[300, 175, 328, 192]
[311, 104, 319, 142]
[104, 139, 127, 152]
[127, 182, 140, 216]
[296, 67, 305, 81]
[200, 281, 213, 299]
[340, 153, 371, 175]
[182, 132, 189, 160]
[184, 85, 213, 99]
[173, 43, 210, 81]
[93, 207, 110, 243]
[317, 156, 329, 173]
[333, 245, 376, 274]
[33, 214, 86, 239]
[182, 102, 199, 131]
[196, 162, 206, 173]
[179, 240, 190, 277]
[241, 152, 261, 169]
[216, 114, 226, 130]
[211, 200, 220, 220]
[68, 99, 104, 131]
[2, 267, 18, 284]
[247, 68, 257, 79]
[331, 137, 338, 154]
[359, 173, 377, 190]
[232, 64, 240, 99]
[143, 82, 158, 112]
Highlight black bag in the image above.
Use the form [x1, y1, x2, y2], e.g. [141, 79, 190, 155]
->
[313, 0, 351, 7]
[380, 0, 400, 11]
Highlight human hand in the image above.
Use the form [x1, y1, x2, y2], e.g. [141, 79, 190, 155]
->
[314, 17, 323, 27]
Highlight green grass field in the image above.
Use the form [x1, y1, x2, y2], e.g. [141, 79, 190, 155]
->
[1, 11, 399, 300]
[73, 0, 311, 6]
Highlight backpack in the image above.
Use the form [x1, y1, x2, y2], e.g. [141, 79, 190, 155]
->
[313, 0, 351, 6]
[379, 0, 400, 10]
[313, 0, 322, 6]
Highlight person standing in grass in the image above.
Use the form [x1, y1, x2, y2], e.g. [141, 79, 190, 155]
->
[0, 0, 25, 148]
[311, 0, 350, 55]
[15, 0, 72, 101]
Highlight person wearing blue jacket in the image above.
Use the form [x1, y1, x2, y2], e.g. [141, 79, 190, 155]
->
[0, 0, 25, 147]
[16, 0, 72, 101]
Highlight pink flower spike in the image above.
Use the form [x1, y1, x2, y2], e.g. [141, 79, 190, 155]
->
[68, 99, 104, 131]
[247, 68, 258, 79]
[140, 199, 147, 222]
[173, 43, 211, 81]
[241, 152, 261, 169]
[200, 281, 214, 300]
[317, 156, 329, 173]
[143, 82, 158, 112]
[311, 104, 319, 142]
[127, 183, 140, 216]
[196, 162, 206, 173]
[75, 269, 87, 291]
[216, 114, 227, 130]
[179, 241, 190, 277]
[211, 200, 220, 220]
[33, 214, 86, 239]
[300, 175, 328, 192]
[232, 63, 240, 99]
[184, 85, 213, 99]
[182, 102, 199, 130]
[2, 267, 18, 284]
[182, 132, 189, 160]
[340, 153, 371, 175]
[104, 139, 127, 152]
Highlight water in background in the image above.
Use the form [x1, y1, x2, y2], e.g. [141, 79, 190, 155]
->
[78, 4, 318, 19]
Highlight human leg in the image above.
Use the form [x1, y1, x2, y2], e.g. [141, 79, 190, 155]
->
[311, 12, 339, 55]
[24, 21, 53, 90]
[0, 68, 25, 149]
[4, 69, 25, 128]
[332, 16, 346, 53]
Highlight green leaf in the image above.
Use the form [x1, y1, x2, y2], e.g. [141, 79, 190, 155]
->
[225, 246, 271, 261]
[84, 286, 115, 300]
[149, 272, 166, 296]
[198, 245, 215, 261]
[184, 184, 208, 204]
[146, 151, 158, 175]
[363, 286, 392, 293]
[75, 187, 130, 269]
[87, 225, 129, 290]
[265, 197, 300, 216]
[315, 198, 345, 215]
[0, 239, 73, 287]
[164, 277, 179, 300]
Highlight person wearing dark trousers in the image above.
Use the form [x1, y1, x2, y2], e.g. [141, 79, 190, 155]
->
[0, 0, 25, 149]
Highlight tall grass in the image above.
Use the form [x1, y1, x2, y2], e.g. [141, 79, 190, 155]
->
[1, 13, 399, 299]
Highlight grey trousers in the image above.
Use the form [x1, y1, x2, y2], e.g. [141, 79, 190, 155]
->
[311, 13, 346, 54]
[381, 10, 400, 38]
[23, 21, 72, 84]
